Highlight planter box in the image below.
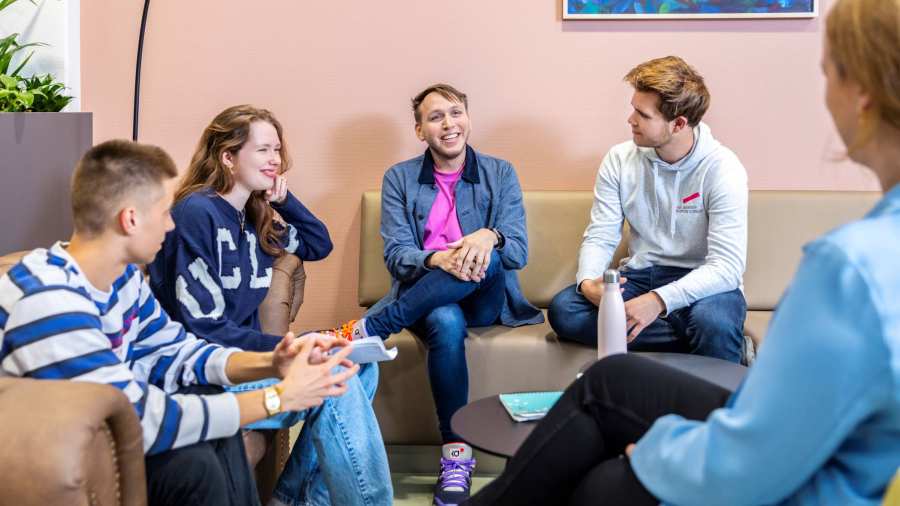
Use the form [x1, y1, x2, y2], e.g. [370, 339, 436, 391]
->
[0, 112, 92, 255]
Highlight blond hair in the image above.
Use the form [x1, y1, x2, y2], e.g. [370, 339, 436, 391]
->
[177, 105, 292, 257]
[411, 84, 468, 124]
[71, 140, 177, 237]
[826, 0, 900, 151]
[625, 56, 710, 127]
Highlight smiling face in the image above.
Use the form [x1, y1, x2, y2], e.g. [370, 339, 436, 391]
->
[415, 92, 470, 166]
[225, 120, 283, 193]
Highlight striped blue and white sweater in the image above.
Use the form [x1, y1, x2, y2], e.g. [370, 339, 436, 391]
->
[148, 190, 332, 352]
[0, 243, 241, 456]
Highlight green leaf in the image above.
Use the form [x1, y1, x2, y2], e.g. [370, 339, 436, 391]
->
[10, 50, 33, 76]
[0, 74, 19, 89]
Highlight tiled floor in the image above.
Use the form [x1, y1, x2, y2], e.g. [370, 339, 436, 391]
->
[392, 474, 495, 505]
[286, 429, 502, 505]
[388, 445, 501, 505]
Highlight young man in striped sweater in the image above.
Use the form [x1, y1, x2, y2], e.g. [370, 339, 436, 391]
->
[0, 140, 358, 506]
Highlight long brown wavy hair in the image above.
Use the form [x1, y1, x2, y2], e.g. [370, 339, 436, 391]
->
[176, 105, 292, 257]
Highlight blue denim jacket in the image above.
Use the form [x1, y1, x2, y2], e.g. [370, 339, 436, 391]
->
[367, 145, 543, 327]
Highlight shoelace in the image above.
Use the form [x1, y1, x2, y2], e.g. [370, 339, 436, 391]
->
[438, 458, 475, 490]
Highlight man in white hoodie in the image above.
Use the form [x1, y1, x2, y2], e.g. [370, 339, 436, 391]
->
[549, 56, 748, 363]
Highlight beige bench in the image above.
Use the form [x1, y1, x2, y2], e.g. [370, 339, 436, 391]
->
[361, 190, 880, 444]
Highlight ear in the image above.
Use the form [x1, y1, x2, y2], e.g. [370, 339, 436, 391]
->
[415, 122, 424, 141]
[117, 206, 139, 236]
[221, 150, 234, 170]
[672, 116, 690, 134]
[857, 89, 872, 115]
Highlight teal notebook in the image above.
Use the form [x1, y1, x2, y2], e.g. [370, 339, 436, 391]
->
[498, 391, 563, 422]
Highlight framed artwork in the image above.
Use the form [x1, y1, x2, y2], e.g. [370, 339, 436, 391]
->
[563, 0, 817, 19]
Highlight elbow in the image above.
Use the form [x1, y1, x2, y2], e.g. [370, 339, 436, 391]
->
[502, 255, 526, 271]
[313, 238, 334, 260]
[501, 241, 528, 270]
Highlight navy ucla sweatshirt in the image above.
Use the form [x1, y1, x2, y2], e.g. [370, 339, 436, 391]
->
[149, 190, 332, 352]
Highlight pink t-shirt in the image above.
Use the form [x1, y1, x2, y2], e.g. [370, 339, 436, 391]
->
[423, 167, 464, 251]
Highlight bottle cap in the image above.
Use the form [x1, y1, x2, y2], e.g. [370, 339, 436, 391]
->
[603, 269, 620, 284]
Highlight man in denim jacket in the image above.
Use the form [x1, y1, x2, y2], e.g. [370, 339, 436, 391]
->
[336, 84, 542, 506]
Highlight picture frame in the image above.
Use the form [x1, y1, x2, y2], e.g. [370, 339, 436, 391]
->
[562, 0, 817, 19]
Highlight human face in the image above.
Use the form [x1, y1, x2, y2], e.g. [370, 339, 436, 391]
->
[128, 177, 176, 265]
[822, 42, 864, 158]
[627, 90, 676, 148]
[415, 92, 470, 166]
[229, 120, 283, 193]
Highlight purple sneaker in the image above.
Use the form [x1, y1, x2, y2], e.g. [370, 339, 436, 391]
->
[433, 442, 476, 506]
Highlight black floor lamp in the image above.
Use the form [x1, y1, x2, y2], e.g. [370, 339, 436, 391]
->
[133, 0, 151, 141]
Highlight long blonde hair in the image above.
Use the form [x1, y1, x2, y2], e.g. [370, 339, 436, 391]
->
[177, 105, 292, 257]
[826, 0, 900, 151]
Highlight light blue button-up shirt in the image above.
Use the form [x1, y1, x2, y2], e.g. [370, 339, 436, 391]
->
[632, 184, 900, 505]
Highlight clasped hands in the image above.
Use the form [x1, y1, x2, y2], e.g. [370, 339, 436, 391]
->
[268, 331, 358, 411]
[426, 228, 497, 282]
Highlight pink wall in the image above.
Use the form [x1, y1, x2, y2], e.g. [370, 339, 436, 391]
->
[81, 0, 878, 332]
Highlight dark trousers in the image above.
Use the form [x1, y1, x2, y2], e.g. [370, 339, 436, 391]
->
[466, 354, 731, 506]
[549, 265, 747, 363]
[145, 386, 260, 506]
[366, 251, 507, 442]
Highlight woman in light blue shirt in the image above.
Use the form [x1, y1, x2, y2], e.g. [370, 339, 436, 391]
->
[466, 0, 900, 504]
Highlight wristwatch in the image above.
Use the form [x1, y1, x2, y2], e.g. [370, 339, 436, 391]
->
[491, 228, 506, 250]
[263, 385, 283, 417]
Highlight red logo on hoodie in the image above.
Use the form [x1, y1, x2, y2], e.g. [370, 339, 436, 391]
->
[682, 192, 700, 204]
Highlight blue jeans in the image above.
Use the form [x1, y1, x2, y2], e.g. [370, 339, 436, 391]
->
[366, 251, 507, 442]
[548, 265, 746, 363]
[232, 363, 392, 506]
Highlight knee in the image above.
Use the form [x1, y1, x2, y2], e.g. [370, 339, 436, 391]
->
[690, 300, 744, 338]
[548, 286, 588, 338]
[422, 306, 466, 349]
[169, 444, 228, 493]
[346, 362, 379, 400]
[585, 353, 638, 380]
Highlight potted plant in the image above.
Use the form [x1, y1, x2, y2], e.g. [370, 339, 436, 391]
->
[0, 0, 91, 254]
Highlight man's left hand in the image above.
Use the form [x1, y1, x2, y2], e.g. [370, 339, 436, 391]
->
[446, 228, 496, 282]
[624, 292, 666, 342]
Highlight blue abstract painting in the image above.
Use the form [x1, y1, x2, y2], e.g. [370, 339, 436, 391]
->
[564, 0, 816, 18]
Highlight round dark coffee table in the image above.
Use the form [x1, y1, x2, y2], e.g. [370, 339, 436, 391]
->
[450, 352, 747, 459]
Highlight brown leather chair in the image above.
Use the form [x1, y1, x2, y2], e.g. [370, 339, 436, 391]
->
[0, 250, 306, 505]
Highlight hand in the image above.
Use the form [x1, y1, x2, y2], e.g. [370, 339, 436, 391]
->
[625, 444, 636, 458]
[427, 248, 471, 282]
[579, 278, 604, 306]
[277, 337, 359, 412]
[302, 332, 353, 367]
[624, 292, 666, 342]
[579, 276, 628, 307]
[266, 175, 288, 204]
[271, 332, 350, 378]
[446, 228, 497, 281]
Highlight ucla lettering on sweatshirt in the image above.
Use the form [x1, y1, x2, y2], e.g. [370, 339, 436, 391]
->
[148, 190, 332, 352]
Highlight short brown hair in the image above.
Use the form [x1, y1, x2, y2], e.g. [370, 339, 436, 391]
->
[411, 84, 468, 123]
[625, 56, 710, 127]
[71, 140, 177, 237]
[826, 0, 900, 151]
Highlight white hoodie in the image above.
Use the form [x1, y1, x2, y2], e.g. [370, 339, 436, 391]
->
[576, 123, 748, 314]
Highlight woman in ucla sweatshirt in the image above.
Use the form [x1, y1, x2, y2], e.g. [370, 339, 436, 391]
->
[148, 105, 392, 506]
